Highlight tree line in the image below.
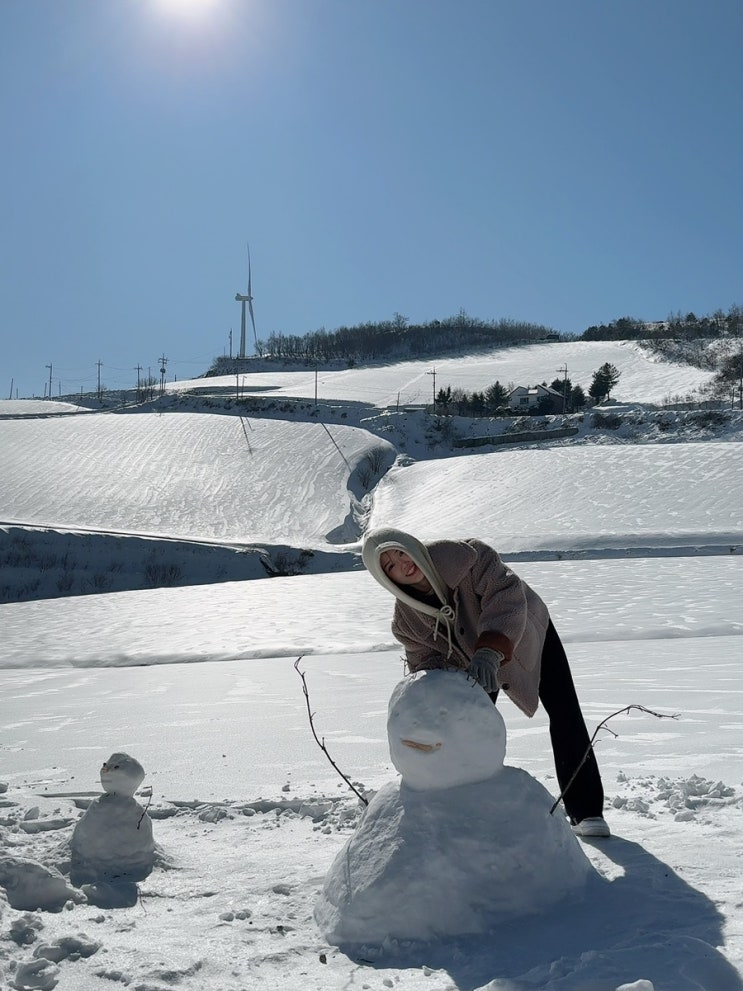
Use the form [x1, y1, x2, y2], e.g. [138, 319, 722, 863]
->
[579, 306, 742, 403]
[580, 304, 742, 342]
[435, 363, 621, 416]
[209, 311, 560, 373]
[244, 303, 743, 367]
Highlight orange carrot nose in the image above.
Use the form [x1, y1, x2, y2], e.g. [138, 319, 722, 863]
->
[400, 739, 442, 753]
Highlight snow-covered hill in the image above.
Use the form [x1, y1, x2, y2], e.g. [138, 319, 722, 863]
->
[0, 411, 394, 545]
[169, 339, 718, 407]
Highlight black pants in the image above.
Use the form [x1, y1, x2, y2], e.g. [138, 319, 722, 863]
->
[491, 619, 604, 823]
[539, 619, 604, 822]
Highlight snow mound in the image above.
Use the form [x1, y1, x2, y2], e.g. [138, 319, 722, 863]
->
[612, 772, 742, 822]
[315, 671, 596, 946]
[0, 857, 81, 912]
[315, 768, 596, 946]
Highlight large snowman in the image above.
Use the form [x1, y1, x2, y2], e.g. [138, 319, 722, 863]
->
[315, 670, 596, 946]
[70, 752, 155, 906]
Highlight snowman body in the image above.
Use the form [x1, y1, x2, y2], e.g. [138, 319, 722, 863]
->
[315, 670, 595, 946]
[70, 753, 155, 886]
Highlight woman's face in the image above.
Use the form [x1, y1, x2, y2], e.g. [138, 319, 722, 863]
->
[379, 548, 432, 592]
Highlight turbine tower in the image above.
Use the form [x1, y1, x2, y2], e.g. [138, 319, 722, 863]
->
[235, 245, 256, 358]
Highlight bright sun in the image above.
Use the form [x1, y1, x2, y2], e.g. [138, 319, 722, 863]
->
[156, 0, 219, 19]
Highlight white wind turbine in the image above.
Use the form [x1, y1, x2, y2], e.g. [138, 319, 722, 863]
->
[235, 245, 257, 358]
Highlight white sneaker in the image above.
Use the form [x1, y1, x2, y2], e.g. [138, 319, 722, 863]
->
[571, 816, 611, 838]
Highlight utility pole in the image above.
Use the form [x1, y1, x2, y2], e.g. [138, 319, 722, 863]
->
[427, 368, 436, 410]
[96, 360, 103, 402]
[45, 363, 52, 401]
[134, 364, 143, 402]
[556, 364, 569, 413]
[159, 354, 168, 396]
[229, 329, 233, 359]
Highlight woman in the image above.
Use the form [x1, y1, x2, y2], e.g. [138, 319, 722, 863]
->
[362, 526, 609, 838]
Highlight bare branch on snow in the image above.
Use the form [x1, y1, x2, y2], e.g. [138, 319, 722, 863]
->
[294, 657, 369, 807]
[549, 704, 680, 816]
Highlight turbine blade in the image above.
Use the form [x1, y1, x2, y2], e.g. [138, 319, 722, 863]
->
[249, 299, 257, 345]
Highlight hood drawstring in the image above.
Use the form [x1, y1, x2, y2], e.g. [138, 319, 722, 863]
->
[433, 603, 456, 658]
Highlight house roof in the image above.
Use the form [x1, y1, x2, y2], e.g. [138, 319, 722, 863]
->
[507, 384, 564, 399]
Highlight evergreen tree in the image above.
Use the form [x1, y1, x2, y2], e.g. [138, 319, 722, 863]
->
[536, 393, 554, 415]
[549, 376, 572, 410]
[484, 380, 509, 412]
[588, 363, 621, 403]
[571, 384, 587, 409]
[549, 376, 572, 397]
[435, 386, 452, 411]
[470, 391, 486, 416]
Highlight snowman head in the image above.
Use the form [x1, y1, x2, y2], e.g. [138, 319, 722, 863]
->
[387, 670, 506, 791]
[100, 752, 145, 797]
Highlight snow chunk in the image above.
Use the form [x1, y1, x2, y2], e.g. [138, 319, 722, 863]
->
[10, 957, 60, 991]
[0, 857, 81, 912]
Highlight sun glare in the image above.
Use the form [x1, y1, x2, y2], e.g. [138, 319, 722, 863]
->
[155, 0, 220, 20]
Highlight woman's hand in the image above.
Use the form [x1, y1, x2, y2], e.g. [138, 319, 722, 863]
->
[469, 647, 505, 693]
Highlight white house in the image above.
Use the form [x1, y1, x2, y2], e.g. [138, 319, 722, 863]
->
[507, 384, 565, 413]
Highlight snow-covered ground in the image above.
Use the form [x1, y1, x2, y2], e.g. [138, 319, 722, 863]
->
[1, 343, 742, 991]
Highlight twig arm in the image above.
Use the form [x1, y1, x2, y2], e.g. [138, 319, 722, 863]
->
[294, 657, 369, 807]
[549, 703, 680, 816]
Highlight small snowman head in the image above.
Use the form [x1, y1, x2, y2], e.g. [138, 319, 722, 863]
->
[387, 670, 506, 791]
[100, 753, 145, 797]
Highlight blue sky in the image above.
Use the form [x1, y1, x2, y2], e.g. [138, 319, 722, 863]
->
[2, 0, 742, 398]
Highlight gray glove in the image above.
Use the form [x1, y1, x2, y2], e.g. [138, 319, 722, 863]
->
[469, 647, 505, 693]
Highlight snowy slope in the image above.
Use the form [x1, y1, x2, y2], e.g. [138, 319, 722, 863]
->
[0, 411, 394, 546]
[0, 400, 89, 416]
[170, 340, 716, 407]
[369, 442, 743, 555]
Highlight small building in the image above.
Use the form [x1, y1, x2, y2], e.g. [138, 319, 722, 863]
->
[507, 384, 565, 414]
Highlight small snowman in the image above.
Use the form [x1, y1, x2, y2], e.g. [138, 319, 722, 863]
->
[70, 753, 155, 905]
[315, 670, 596, 947]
